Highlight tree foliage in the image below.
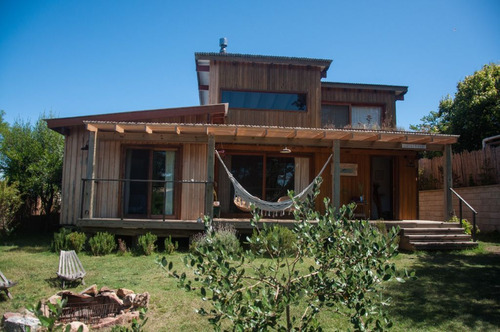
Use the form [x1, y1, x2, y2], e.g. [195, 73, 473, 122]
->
[410, 63, 500, 152]
[0, 113, 64, 218]
[159, 179, 411, 331]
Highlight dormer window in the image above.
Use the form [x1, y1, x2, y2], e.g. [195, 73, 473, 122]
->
[321, 104, 383, 129]
[222, 90, 307, 111]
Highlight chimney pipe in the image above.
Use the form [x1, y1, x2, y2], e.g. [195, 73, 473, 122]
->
[219, 37, 227, 53]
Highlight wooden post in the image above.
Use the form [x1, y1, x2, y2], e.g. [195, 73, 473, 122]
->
[83, 128, 97, 219]
[443, 144, 453, 220]
[332, 140, 340, 211]
[205, 135, 215, 218]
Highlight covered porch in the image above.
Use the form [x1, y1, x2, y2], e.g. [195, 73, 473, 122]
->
[79, 121, 459, 234]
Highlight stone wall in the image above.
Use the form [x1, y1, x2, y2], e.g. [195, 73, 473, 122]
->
[419, 184, 500, 232]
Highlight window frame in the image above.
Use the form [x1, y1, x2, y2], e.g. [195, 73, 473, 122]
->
[121, 145, 181, 219]
[220, 89, 308, 112]
[321, 102, 386, 129]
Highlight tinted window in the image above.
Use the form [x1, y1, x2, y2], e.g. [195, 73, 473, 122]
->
[321, 105, 349, 128]
[222, 90, 307, 111]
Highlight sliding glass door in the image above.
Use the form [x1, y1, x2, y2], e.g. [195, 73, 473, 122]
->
[124, 148, 176, 218]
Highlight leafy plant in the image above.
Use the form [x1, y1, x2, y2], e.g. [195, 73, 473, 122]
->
[249, 224, 296, 257]
[117, 238, 128, 256]
[111, 307, 148, 332]
[164, 236, 178, 255]
[51, 228, 72, 252]
[27, 298, 82, 332]
[159, 177, 412, 331]
[190, 222, 241, 256]
[65, 231, 86, 253]
[89, 232, 116, 256]
[447, 215, 480, 235]
[0, 179, 22, 236]
[137, 232, 157, 256]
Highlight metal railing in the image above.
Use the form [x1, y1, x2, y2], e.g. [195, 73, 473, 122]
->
[449, 188, 478, 242]
[81, 178, 211, 221]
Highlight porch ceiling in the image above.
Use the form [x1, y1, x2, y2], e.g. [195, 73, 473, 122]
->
[84, 121, 458, 151]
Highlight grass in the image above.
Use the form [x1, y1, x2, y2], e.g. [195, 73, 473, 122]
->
[1, 231, 500, 331]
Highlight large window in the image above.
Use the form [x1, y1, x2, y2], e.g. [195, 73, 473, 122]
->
[221, 90, 307, 111]
[220, 154, 310, 214]
[124, 148, 176, 217]
[321, 105, 382, 129]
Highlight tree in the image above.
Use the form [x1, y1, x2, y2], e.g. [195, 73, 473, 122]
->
[159, 179, 411, 331]
[410, 63, 500, 152]
[0, 113, 64, 220]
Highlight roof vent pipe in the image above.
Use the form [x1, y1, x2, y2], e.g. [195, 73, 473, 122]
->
[219, 37, 227, 53]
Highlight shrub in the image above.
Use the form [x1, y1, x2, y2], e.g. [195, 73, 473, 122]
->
[137, 232, 157, 256]
[117, 238, 128, 256]
[190, 222, 241, 256]
[89, 232, 116, 256]
[164, 236, 178, 255]
[66, 231, 87, 253]
[51, 227, 72, 252]
[447, 215, 480, 235]
[0, 179, 22, 236]
[249, 224, 297, 257]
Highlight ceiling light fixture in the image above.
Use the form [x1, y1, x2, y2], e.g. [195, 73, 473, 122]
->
[280, 146, 291, 154]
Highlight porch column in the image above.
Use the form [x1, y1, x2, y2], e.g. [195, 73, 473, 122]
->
[332, 140, 340, 211]
[83, 127, 97, 219]
[443, 144, 453, 220]
[205, 135, 215, 219]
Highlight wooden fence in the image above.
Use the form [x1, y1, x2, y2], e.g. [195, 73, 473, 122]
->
[418, 146, 500, 189]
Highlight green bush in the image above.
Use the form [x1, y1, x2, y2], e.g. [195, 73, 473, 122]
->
[137, 232, 157, 256]
[164, 236, 178, 255]
[51, 228, 87, 253]
[51, 228, 72, 252]
[447, 215, 480, 235]
[0, 179, 22, 236]
[89, 232, 116, 256]
[66, 231, 87, 253]
[190, 223, 241, 256]
[249, 224, 297, 257]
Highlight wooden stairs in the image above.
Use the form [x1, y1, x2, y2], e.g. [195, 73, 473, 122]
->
[381, 220, 478, 251]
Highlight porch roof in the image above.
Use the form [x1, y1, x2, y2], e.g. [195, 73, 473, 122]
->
[84, 121, 458, 151]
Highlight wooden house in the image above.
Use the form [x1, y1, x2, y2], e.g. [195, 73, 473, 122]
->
[47, 52, 458, 237]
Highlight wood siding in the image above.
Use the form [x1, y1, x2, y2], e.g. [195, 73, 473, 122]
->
[209, 61, 323, 128]
[180, 143, 207, 220]
[321, 87, 398, 127]
[94, 140, 121, 218]
[60, 127, 89, 225]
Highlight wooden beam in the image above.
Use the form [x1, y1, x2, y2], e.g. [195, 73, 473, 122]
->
[332, 140, 340, 211]
[444, 145, 453, 220]
[114, 125, 124, 133]
[83, 130, 97, 219]
[144, 125, 153, 134]
[205, 135, 215, 218]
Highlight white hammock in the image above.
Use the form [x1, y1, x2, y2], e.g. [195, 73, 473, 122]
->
[215, 150, 333, 216]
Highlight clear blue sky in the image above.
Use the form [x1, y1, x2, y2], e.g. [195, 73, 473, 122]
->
[1, 0, 499, 130]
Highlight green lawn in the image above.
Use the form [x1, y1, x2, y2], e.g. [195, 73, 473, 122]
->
[1, 232, 499, 331]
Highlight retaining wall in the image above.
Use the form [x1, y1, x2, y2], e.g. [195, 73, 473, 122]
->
[419, 184, 500, 232]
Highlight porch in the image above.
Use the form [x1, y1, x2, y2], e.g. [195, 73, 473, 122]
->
[76, 217, 477, 251]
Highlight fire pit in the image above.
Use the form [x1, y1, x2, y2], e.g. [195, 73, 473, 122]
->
[50, 285, 149, 329]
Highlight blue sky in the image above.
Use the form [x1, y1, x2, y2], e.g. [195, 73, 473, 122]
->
[1, 0, 499, 130]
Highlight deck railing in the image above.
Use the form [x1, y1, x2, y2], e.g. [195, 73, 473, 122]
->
[449, 188, 478, 241]
[81, 178, 211, 221]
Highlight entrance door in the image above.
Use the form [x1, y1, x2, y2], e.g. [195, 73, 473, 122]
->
[371, 156, 393, 220]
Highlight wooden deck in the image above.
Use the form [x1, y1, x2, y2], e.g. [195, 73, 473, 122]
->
[77, 217, 298, 237]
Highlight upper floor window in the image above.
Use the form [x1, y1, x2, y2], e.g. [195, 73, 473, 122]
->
[321, 104, 382, 129]
[221, 90, 307, 111]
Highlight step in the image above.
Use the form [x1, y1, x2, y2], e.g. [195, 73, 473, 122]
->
[401, 227, 465, 235]
[410, 241, 478, 251]
[383, 221, 462, 229]
[404, 234, 472, 242]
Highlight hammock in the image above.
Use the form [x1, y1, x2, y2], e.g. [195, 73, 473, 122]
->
[215, 150, 333, 216]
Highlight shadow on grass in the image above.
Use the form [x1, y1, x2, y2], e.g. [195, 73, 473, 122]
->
[1, 231, 52, 253]
[387, 250, 500, 330]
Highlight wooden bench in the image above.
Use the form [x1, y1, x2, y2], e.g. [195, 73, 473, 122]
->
[57, 250, 86, 288]
[0, 270, 17, 299]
